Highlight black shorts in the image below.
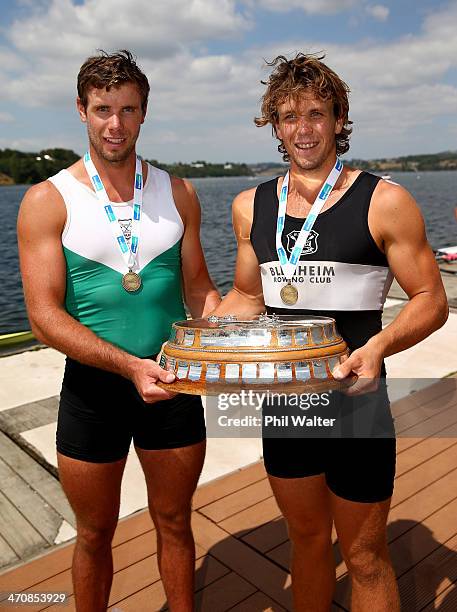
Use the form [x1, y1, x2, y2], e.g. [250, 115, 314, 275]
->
[262, 387, 396, 503]
[263, 437, 396, 503]
[57, 358, 206, 463]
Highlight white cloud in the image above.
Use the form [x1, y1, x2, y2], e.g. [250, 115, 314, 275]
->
[365, 4, 389, 22]
[8, 0, 249, 59]
[0, 112, 14, 123]
[0, 136, 65, 151]
[252, 0, 359, 14]
[1, 0, 457, 161]
[240, 1, 457, 158]
[1, 0, 251, 107]
[0, 46, 27, 73]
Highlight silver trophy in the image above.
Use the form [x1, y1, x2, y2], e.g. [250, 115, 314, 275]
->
[157, 314, 349, 395]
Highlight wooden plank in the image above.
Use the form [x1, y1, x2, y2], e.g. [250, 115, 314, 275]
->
[391, 379, 457, 419]
[397, 532, 457, 611]
[108, 581, 165, 612]
[218, 496, 281, 537]
[40, 595, 75, 612]
[395, 404, 457, 444]
[109, 554, 160, 606]
[392, 443, 457, 508]
[395, 438, 456, 477]
[0, 456, 62, 545]
[199, 478, 271, 523]
[112, 510, 153, 547]
[241, 517, 288, 554]
[195, 572, 257, 612]
[193, 513, 293, 610]
[21, 545, 208, 608]
[397, 418, 457, 455]
[0, 544, 73, 592]
[0, 490, 46, 559]
[0, 400, 58, 435]
[0, 597, 64, 612]
[194, 553, 231, 591]
[23, 570, 72, 607]
[108, 555, 231, 612]
[0, 432, 74, 527]
[394, 390, 457, 433]
[267, 541, 290, 570]
[388, 469, 457, 538]
[109, 542, 209, 606]
[0, 515, 154, 592]
[1, 515, 162, 593]
[388, 496, 457, 578]
[0, 514, 153, 591]
[42, 549, 219, 612]
[245, 520, 338, 563]
[193, 462, 267, 509]
[336, 490, 457, 589]
[31, 555, 163, 610]
[0, 534, 19, 569]
[330, 469, 457, 586]
[36, 397, 59, 412]
[421, 581, 457, 611]
[228, 590, 287, 611]
[112, 530, 157, 573]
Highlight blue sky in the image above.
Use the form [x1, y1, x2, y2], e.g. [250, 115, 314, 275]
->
[0, 0, 456, 163]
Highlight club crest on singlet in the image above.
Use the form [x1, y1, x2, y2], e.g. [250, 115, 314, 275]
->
[286, 229, 319, 257]
[118, 218, 132, 243]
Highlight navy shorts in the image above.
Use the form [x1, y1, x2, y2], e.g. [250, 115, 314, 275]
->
[57, 358, 206, 463]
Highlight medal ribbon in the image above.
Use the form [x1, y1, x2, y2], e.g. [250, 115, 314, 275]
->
[276, 158, 343, 280]
[83, 151, 143, 271]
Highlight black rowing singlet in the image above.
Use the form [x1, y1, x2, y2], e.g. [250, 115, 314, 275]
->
[250, 171, 393, 352]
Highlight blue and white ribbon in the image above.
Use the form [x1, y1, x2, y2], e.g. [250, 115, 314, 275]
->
[276, 158, 343, 280]
[83, 151, 143, 271]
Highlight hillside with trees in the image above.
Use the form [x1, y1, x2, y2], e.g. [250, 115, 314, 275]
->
[0, 148, 456, 184]
[346, 151, 457, 172]
[148, 159, 252, 178]
[0, 148, 79, 184]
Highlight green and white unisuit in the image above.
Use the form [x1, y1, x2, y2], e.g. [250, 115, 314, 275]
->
[48, 162, 186, 357]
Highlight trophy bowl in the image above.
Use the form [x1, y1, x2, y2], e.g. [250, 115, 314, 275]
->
[157, 314, 349, 396]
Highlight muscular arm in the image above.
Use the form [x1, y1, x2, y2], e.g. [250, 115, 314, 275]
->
[171, 177, 220, 318]
[367, 182, 448, 356]
[17, 181, 174, 402]
[334, 181, 448, 387]
[211, 189, 265, 317]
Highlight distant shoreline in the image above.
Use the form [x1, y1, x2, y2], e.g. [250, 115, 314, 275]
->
[1, 148, 457, 184]
[2, 168, 457, 187]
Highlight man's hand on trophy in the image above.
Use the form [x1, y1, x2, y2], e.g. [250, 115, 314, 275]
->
[332, 343, 383, 396]
[130, 358, 177, 403]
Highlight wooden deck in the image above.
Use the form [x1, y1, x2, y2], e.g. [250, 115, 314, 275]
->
[1, 378, 457, 611]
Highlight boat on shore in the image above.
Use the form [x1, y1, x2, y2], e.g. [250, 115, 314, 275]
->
[0, 331, 38, 356]
[0, 331, 34, 348]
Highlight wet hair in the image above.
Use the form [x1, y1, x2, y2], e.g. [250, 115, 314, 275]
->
[77, 49, 149, 113]
[254, 52, 352, 160]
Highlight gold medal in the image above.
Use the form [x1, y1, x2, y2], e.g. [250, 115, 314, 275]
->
[122, 271, 142, 292]
[280, 282, 298, 306]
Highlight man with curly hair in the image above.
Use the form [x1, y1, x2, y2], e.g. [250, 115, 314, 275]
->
[215, 53, 447, 611]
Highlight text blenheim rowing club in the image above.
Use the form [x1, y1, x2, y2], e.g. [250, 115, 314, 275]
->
[269, 264, 336, 284]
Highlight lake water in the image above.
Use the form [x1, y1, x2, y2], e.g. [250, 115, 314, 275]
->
[1, 171, 456, 334]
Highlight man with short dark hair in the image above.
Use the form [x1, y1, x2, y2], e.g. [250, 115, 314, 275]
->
[215, 53, 448, 611]
[18, 50, 220, 611]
